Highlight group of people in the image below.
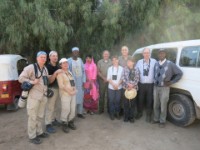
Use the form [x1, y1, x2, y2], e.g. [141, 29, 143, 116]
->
[18, 45, 183, 145]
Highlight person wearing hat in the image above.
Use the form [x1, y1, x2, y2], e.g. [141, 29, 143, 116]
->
[18, 51, 60, 144]
[67, 47, 86, 119]
[121, 57, 139, 123]
[153, 49, 183, 128]
[107, 56, 123, 120]
[57, 58, 77, 133]
[45, 51, 61, 134]
[135, 48, 157, 122]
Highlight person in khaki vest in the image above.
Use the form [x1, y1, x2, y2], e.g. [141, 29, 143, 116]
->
[57, 58, 77, 133]
[18, 51, 60, 144]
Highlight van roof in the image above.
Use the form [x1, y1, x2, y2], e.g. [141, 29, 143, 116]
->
[0, 54, 24, 64]
[134, 39, 200, 53]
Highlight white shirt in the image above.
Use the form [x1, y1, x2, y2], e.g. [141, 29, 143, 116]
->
[107, 66, 123, 90]
[136, 58, 157, 84]
[159, 58, 166, 65]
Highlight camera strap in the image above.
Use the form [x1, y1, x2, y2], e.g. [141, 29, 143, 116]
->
[143, 59, 151, 71]
[112, 66, 119, 76]
[65, 71, 75, 87]
[33, 63, 47, 79]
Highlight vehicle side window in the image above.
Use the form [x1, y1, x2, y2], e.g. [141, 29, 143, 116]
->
[17, 59, 27, 75]
[151, 48, 178, 63]
[133, 53, 143, 62]
[179, 46, 200, 67]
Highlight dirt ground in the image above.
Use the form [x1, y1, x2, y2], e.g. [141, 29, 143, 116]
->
[0, 108, 200, 150]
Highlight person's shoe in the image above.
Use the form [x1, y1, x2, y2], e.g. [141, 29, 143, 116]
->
[124, 118, 129, 122]
[159, 123, 166, 128]
[52, 119, 61, 127]
[77, 114, 85, 119]
[151, 120, 160, 124]
[29, 137, 42, 144]
[115, 113, 120, 120]
[37, 132, 49, 138]
[109, 114, 115, 120]
[135, 113, 142, 120]
[62, 122, 69, 133]
[90, 111, 94, 115]
[146, 115, 151, 123]
[98, 110, 104, 114]
[119, 109, 124, 116]
[68, 121, 76, 130]
[130, 118, 135, 123]
[46, 124, 56, 133]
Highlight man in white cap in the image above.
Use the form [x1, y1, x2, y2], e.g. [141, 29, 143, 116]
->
[68, 47, 86, 119]
[45, 51, 61, 133]
[19, 51, 60, 144]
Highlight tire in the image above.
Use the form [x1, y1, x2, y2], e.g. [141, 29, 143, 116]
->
[167, 94, 196, 127]
[7, 97, 19, 111]
[13, 97, 19, 110]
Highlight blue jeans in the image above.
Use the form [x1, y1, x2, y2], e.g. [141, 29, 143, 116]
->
[108, 89, 122, 115]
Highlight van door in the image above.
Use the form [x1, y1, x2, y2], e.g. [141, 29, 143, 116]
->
[178, 45, 200, 107]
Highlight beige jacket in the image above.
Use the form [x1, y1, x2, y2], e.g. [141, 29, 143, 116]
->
[57, 71, 75, 96]
[18, 64, 48, 100]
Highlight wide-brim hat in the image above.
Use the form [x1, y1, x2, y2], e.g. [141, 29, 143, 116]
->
[124, 89, 137, 100]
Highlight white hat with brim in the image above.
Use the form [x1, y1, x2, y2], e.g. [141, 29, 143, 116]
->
[59, 58, 68, 64]
[124, 89, 137, 100]
[72, 47, 79, 52]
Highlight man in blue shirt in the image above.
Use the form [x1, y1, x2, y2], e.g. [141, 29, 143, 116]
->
[135, 48, 156, 122]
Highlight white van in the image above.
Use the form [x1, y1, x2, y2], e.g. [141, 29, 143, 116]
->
[133, 40, 200, 126]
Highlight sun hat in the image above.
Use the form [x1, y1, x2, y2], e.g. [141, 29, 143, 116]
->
[59, 58, 68, 64]
[124, 89, 137, 100]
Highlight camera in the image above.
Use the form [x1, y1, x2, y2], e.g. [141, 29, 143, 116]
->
[143, 68, 149, 76]
[18, 91, 29, 108]
[112, 75, 117, 80]
[44, 88, 54, 98]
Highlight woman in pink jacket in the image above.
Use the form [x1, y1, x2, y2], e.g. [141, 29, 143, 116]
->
[83, 55, 99, 114]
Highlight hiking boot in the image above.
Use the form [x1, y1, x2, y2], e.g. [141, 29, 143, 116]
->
[135, 112, 142, 120]
[77, 114, 85, 119]
[46, 124, 56, 133]
[62, 122, 69, 133]
[151, 120, 160, 124]
[159, 123, 166, 128]
[146, 114, 152, 123]
[115, 113, 120, 120]
[68, 121, 76, 130]
[124, 118, 129, 122]
[52, 119, 61, 127]
[29, 137, 42, 144]
[37, 132, 49, 138]
[109, 114, 115, 120]
[130, 118, 135, 123]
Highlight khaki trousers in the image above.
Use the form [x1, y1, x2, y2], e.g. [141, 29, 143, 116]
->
[27, 95, 47, 139]
[60, 94, 76, 123]
[45, 88, 60, 125]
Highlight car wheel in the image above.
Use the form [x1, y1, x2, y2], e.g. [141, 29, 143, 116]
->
[167, 94, 195, 127]
[13, 97, 19, 110]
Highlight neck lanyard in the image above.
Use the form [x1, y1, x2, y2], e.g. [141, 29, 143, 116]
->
[143, 59, 151, 70]
[112, 66, 118, 75]
[65, 71, 73, 80]
[36, 63, 46, 78]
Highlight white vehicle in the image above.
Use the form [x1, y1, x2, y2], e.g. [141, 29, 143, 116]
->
[133, 39, 200, 126]
[0, 54, 27, 110]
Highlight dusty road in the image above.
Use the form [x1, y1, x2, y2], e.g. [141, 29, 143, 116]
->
[0, 108, 200, 150]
